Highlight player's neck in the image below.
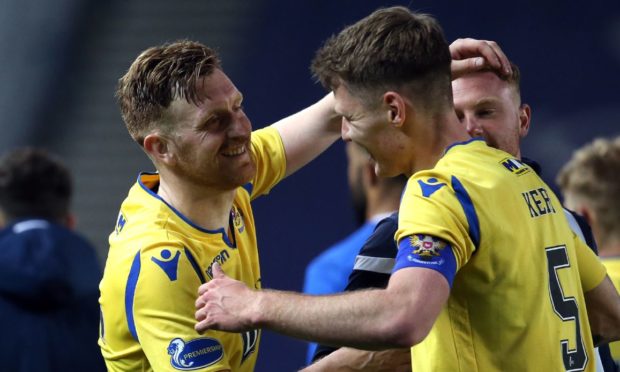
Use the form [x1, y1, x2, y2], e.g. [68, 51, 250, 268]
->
[406, 111, 469, 176]
[600, 239, 620, 258]
[365, 191, 400, 221]
[157, 175, 236, 230]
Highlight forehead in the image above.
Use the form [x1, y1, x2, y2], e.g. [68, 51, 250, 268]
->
[452, 71, 513, 106]
[198, 69, 241, 107]
[333, 85, 361, 115]
[167, 69, 241, 120]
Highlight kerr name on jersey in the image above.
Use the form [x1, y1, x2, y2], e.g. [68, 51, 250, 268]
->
[521, 187, 557, 218]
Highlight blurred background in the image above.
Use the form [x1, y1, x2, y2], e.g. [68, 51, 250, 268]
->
[1, 0, 618, 370]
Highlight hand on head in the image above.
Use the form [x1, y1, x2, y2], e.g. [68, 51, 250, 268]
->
[450, 38, 512, 80]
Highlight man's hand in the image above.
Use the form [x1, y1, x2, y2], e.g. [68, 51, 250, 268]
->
[450, 38, 512, 80]
[194, 263, 259, 334]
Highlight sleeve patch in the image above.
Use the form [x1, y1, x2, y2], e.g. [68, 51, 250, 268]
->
[417, 178, 447, 198]
[151, 249, 181, 281]
[167, 337, 224, 370]
[393, 234, 457, 286]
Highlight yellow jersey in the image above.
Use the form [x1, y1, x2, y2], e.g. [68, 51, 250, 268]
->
[394, 139, 607, 372]
[99, 127, 286, 371]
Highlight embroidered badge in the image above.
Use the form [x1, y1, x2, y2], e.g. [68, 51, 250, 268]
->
[231, 205, 245, 234]
[410, 234, 447, 260]
[167, 337, 223, 370]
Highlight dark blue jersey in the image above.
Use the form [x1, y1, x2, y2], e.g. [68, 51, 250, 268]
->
[0, 219, 105, 371]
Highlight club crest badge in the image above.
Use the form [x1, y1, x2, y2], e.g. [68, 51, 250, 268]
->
[231, 205, 245, 234]
[410, 234, 447, 260]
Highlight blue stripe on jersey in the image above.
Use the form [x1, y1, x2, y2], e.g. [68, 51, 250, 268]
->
[393, 236, 457, 286]
[125, 251, 141, 342]
[451, 176, 481, 249]
[99, 306, 105, 341]
[444, 137, 485, 155]
[184, 247, 206, 284]
[242, 182, 254, 195]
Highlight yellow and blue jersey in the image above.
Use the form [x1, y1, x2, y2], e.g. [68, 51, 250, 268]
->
[394, 138, 607, 372]
[99, 126, 286, 372]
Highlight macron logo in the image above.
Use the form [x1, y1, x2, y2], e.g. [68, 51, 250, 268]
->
[418, 178, 446, 198]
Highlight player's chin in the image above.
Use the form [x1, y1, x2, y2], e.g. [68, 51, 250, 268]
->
[374, 162, 399, 178]
[228, 161, 257, 189]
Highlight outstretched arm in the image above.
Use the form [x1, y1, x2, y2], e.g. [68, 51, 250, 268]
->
[272, 93, 342, 177]
[195, 264, 449, 350]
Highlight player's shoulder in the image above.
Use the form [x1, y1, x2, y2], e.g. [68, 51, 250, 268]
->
[357, 213, 399, 258]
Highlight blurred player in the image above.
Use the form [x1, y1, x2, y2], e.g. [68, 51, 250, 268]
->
[98, 40, 341, 371]
[559, 136, 620, 366]
[302, 141, 405, 362]
[195, 7, 620, 371]
[0, 148, 105, 371]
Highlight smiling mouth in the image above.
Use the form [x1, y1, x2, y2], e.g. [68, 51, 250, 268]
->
[222, 145, 247, 157]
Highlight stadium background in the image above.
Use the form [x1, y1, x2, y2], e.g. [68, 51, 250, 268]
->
[1, 0, 618, 370]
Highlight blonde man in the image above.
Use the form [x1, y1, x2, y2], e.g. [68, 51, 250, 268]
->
[559, 136, 620, 364]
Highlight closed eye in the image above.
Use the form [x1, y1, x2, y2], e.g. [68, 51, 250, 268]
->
[476, 109, 495, 118]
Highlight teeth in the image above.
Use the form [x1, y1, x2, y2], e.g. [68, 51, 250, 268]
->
[223, 146, 246, 157]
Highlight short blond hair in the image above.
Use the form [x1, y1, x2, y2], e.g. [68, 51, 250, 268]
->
[557, 136, 620, 245]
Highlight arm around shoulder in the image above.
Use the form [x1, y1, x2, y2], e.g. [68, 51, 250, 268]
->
[272, 93, 342, 177]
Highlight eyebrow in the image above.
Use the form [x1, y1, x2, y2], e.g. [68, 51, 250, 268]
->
[201, 91, 244, 117]
[473, 97, 501, 107]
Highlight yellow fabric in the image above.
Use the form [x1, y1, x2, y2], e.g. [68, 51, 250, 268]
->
[99, 126, 286, 371]
[395, 139, 603, 372]
[602, 257, 620, 363]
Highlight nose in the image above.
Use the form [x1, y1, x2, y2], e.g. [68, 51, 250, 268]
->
[341, 117, 351, 142]
[230, 112, 251, 139]
[464, 118, 483, 137]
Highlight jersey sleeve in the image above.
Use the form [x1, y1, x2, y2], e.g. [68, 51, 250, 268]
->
[573, 234, 607, 292]
[247, 126, 287, 200]
[130, 243, 232, 371]
[312, 214, 399, 363]
[346, 213, 399, 291]
[394, 174, 477, 286]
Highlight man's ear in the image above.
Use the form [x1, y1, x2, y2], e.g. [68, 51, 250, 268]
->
[383, 91, 407, 128]
[64, 213, 77, 230]
[519, 103, 531, 138]
[362, 161, 378, 188]
[576, 204, 595, 227]
[144, 133, 176, 166]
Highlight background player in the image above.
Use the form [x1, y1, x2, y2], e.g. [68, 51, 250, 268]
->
[559, 136, 620, 366]
[302, 141, 405, 363]
[0, 148, 104, 371]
